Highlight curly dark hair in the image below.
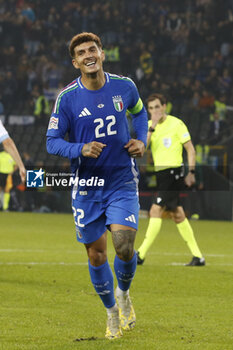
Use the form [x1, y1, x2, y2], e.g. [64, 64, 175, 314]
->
[69, 32, 102, 58]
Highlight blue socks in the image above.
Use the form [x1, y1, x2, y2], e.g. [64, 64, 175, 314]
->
[114, 252, 137, 291]
[88, 260, 115, 308]
[88, 253, 137, 309]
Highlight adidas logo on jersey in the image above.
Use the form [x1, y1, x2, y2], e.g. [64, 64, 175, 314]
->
[79, 108, 91, 117]
[125, 214, 136, 224]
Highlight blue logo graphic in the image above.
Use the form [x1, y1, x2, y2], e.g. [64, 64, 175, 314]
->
[26, 168, 45, 188]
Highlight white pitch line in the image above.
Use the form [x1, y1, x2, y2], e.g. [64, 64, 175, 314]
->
[169, 262, 233, 266]
[0, 249, 232, 258]
[0, 261, 232, 267]
[0, 262, 87, 266]
[0, 249, 46, 253]
[0, 249, 84, 253]
[148, 252, 232, 257]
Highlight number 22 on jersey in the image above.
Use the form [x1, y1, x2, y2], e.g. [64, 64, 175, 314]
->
[94, 115, 117, 138]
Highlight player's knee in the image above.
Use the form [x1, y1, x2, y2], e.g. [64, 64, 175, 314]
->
[88, 249, 107, 266]
[115, 244, 134, 262]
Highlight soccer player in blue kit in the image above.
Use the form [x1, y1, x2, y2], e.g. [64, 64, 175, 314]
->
[46, 32, 148, 339]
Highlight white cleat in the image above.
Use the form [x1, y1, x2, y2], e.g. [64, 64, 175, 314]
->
[116, 290, 136, 331]
[105, 307, 123, 340]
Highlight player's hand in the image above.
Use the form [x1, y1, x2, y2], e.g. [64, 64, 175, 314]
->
[124, 139, 145, 158]
[185, 173, 195, 187]
[19, 166, 26, 183]
[82, 141, 106, 158]
[151, 110, 163, 128]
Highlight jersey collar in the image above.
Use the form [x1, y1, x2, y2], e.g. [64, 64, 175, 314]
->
[77, 72, 110, 89]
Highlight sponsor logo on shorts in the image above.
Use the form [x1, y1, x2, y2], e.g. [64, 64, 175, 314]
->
[125, 214, 136, 224]
[76, 228, 83, 239]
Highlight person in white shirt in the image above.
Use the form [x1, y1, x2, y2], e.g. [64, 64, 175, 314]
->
[0, 120, 26, 182]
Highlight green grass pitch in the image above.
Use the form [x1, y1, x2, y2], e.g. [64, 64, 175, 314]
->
[0, 212, 233, 350]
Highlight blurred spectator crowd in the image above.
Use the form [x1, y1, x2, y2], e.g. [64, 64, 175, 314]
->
[1, 0, 233, 145]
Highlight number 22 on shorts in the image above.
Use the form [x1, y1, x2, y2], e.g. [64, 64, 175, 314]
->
[72, 207, 85, 227]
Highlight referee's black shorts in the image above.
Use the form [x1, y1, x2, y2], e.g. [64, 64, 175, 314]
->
[153, 167, 185, 211]
[0, 173, 8, 188]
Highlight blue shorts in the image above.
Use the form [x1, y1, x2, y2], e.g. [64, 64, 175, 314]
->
[72, 190, 139, 244]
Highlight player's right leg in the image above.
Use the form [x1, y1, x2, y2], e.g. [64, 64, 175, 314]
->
[85, 233, 122, 339]
[137, 204, 163, 264]
[72, 199, 122, 339]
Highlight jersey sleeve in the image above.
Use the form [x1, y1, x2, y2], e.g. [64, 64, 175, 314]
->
[0, 120, 9, 143]
[46, 93, 84, 159]
[126, 79, 148, 146]
[46, 93, 70, 138]
[126, 78, 143, 114]
[177, 120, 191, 144]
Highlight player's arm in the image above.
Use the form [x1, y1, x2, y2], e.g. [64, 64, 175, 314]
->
[129, 99, 148, 147]
[47, 96, 106, 159]
[47, 137, 106, 159]
[125, 100, 147, 157]
[47, 136, 85, 159]
[46, 93, 85, 159]
[183, 140, 196, 187]
[2, 137, 26, 182]
[125, 82, 148, 157]
[125, 105, 148, 157]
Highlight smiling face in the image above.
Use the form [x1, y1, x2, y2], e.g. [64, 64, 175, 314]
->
[72, 41, 105, 75]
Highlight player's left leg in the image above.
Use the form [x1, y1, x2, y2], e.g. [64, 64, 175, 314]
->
[171, 206, 205, 266]
[111, 224, 137, 331]
[105, 190, 139, 331]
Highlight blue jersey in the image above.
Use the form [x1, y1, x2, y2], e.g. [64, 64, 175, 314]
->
[46, 72, 148, 201]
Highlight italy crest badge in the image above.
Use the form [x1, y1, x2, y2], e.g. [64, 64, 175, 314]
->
[112, 95, 124, 112]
